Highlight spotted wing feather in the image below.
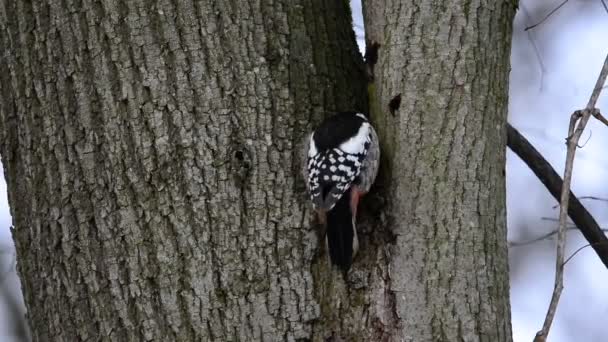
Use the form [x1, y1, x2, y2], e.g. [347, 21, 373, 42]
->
[307, 145, 370, 211]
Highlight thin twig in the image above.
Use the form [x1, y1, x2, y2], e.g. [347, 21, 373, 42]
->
[586, 60, 608, 109]
[509, 225, 608, 247]
[563, 242, 606, 266]
[576, 195, 608, 202]
[541, 216, 596, 223]
[561, 242, 608, 267]
[520, 2, 547, 91]
[525, 0, 570, 31]
[550, 195, 608, 209]
[534, 53, 608, 342]
[515, 233, 608, 267]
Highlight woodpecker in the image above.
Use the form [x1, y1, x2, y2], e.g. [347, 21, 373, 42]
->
[302, 112, 380, 272]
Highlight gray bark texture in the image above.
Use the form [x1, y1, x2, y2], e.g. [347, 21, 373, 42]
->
[363, 0, 517, 341]
[0, 0, 369, 340]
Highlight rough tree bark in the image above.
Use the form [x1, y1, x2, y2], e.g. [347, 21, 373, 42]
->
[0, 0, 368, 340]
[0, 0, 517, 340]
[363, 0, 517, 341]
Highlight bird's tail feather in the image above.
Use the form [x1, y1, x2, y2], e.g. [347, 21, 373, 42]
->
[326, 190, 356, 272]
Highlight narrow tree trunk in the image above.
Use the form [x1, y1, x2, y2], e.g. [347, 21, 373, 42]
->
[0, 1, 368, 340]
[363, 1, 516, 341]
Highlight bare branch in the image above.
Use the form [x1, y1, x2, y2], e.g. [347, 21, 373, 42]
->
[533, 53, 608, 342]
[586, 60, 608, 110]
[540, 217, 576, 224]
[591, 110, 608, 126]
[524, 0, 570, 31]
[507, 124, 608, 267]
[576, 129, 592, 148]
[541, 216, 593, 224]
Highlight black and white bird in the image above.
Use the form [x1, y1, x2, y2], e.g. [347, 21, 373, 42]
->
[302, 112, 380, 272]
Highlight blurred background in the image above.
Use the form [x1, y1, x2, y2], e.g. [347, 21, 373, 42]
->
[507, 1, 608, 340]
[1, 1, 607, 340]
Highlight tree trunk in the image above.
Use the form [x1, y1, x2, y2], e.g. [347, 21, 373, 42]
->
[363, 0, 516, 341]
[0, 0, 368, 340]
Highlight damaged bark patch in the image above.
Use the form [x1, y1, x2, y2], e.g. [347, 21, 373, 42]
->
[364, 41, 381, 82]
[388, 94, 401, 116]
[230, 144, 252, 185]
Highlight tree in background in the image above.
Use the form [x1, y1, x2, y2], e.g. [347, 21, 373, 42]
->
[363, 1, 516, 340]
[0, 0, 516, 340]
